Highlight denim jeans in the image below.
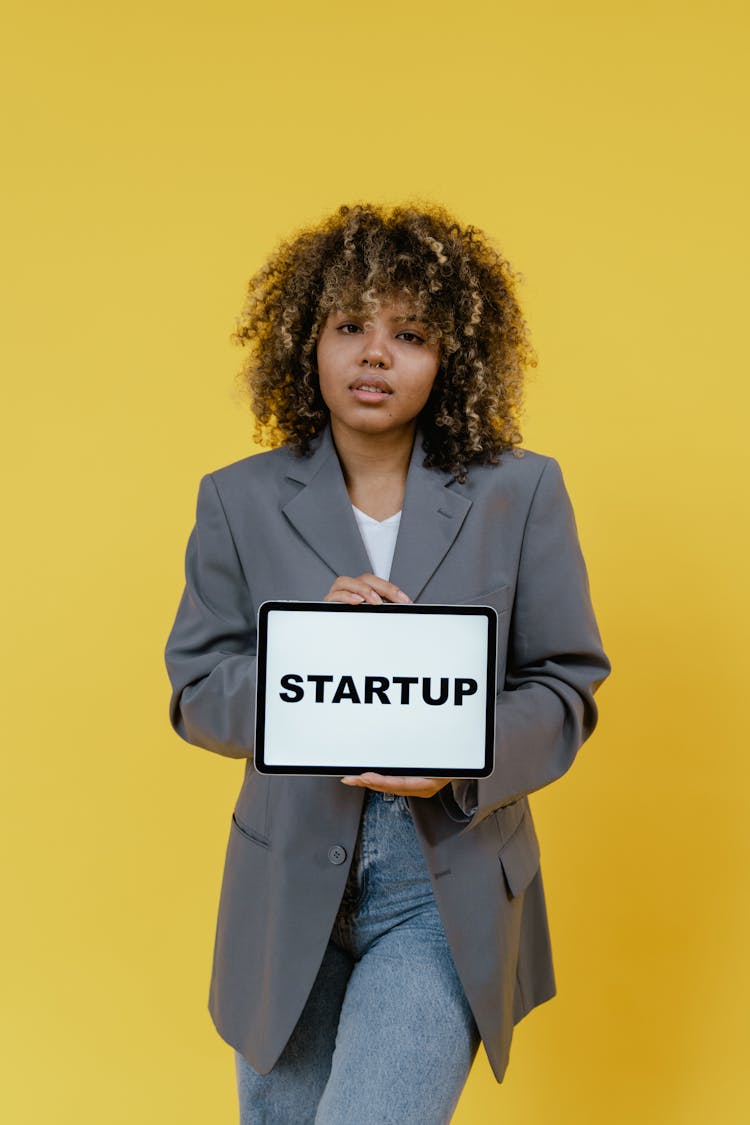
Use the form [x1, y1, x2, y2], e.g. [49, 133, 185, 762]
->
[235, 789, 481, 1124]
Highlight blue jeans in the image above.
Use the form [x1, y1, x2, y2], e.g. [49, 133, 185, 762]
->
[235, 789, 481, 1124]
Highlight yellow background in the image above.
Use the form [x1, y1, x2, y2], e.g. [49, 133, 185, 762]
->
[3, 0, 748, 1121]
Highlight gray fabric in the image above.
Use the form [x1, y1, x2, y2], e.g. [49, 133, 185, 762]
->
[164, 425, 611, 1083]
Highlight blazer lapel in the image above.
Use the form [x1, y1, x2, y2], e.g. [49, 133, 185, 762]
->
[389, 432, 472, 602]
[281, 424, 472, 600]
[281, 426, 372, 579]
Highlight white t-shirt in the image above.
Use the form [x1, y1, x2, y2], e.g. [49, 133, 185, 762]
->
[351, 504, 402, 581]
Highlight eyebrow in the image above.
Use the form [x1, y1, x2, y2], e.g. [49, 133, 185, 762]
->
[338, 309, 429, 325]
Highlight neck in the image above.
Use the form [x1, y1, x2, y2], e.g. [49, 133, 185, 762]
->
[329, 418, 416, 520]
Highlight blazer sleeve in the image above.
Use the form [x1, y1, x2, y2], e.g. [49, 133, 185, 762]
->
[464, 456, 612, 831]
[164, 473, 257, 759]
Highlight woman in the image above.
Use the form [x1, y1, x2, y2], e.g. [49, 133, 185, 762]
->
[164, 201, 611, 1124]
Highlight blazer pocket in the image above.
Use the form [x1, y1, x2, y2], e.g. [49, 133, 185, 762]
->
[498, 807, 541, 898]
[458, 584, 512, 616]
[458, 585, 512, 684]
[233, 772, 272, 840]
[231, 811, 271, 849]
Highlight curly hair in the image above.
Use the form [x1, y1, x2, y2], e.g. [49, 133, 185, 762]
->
[230, 200, 537, 483]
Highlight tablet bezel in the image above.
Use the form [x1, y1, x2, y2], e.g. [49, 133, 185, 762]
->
[254, 600, 496, 777]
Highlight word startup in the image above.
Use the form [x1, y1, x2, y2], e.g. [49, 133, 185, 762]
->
[278, 674, 479, 707]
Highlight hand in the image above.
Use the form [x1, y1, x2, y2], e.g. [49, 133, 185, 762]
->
[340, 773, 454, 799]
[323, 574, 412, 606]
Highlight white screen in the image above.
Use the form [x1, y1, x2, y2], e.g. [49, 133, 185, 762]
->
[260, 607, 491, 771]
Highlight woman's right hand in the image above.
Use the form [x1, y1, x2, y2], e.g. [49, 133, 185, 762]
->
[323, 575, 412, 606]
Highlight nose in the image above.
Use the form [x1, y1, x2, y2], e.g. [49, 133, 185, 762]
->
[359, 323, 391, 368]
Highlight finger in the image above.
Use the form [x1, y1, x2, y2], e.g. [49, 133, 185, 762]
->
[358, 576, 412, 604]
[323, 589, 366, 604]
[340, 772, 399, 790]
[341, 773, 436, 797]
[323, 578, 370, 604]
[325, 576, 411, 606]
[329, 579, 385, 605]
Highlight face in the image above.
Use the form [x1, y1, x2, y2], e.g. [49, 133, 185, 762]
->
[315, 297, 441, 442]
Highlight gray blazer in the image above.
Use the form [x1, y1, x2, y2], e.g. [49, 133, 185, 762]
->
[164, 424, 611, 1084]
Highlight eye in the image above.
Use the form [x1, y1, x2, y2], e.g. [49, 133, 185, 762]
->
[334, 321, 425, 344]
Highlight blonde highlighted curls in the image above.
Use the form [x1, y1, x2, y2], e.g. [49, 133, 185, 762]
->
[230, 201, 537, 483]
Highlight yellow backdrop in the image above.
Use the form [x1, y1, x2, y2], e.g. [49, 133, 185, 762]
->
[3, 0, 748, 1121]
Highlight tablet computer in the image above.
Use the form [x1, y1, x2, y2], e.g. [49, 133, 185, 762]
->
[254, 601, 496, 777]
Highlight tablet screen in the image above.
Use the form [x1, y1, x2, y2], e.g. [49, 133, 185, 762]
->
[254, 601, 496, 777]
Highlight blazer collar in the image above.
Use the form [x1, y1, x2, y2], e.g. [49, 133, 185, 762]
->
[281, 426, 372, 582]
[282, 425, 472, 602]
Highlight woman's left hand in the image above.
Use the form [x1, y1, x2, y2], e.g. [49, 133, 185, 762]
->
[340, 773, 453, 799]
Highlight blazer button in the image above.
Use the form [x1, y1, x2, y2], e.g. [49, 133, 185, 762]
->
[328, 845, 347, 865]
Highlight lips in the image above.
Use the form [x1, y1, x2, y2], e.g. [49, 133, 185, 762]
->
[348, 375, 393, 393]
[350, 373, 395, 400]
